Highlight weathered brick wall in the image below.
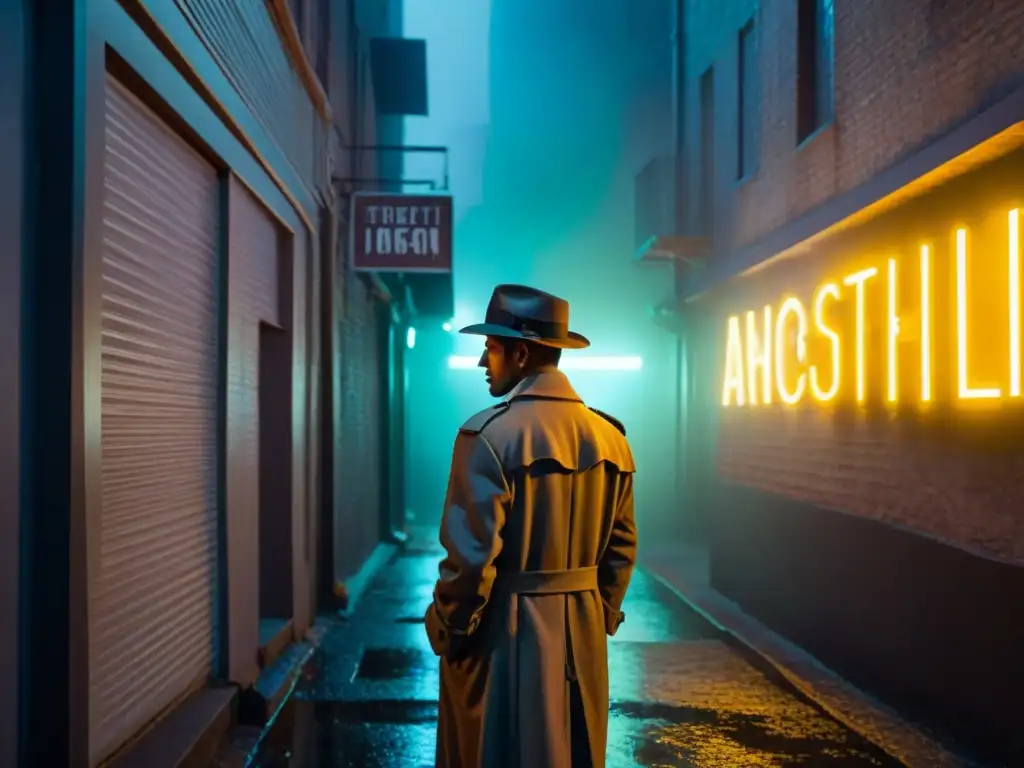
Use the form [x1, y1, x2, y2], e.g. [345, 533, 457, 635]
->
[685, 0, 1024, 562]
[702, 151, 1024, 563]
[685, 0, 1024, 248]
[325, 0, 395, 586]
[717, 406, 1024, 561]
[333, 256, 382, 582]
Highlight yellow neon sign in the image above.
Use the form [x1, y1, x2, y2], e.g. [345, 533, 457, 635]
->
[809, 283, 840, 402]
[1010, 210, 1021, 397]
[842, 267, 877, 403]
[745, 306, 772, 405]
[955, 228, 1000, 399]
[721, 210, 1024, 408]
[722, 315, 745, 406]
[920, 244, 931, 402]
[774, 297, 808, 404]
[887, 258, 899, 403]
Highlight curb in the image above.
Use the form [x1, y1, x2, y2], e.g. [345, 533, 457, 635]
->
[335, 542, 398, 620]
[645, 569, 978, 768]
[240, 622, 328, 766]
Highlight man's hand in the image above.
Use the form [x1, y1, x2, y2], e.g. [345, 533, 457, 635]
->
[598, 473, 637, 637]
[431, 431, 511, 638]
[424, 602, 449, 657]
[424, 602, 474, 661]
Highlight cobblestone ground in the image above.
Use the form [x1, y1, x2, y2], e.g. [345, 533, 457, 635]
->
[217, 540, 901, 767]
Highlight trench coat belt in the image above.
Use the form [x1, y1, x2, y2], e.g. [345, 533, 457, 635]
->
[493, 565, 599, 597]
[498, 566, 599, 765]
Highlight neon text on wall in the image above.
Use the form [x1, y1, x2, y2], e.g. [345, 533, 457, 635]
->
[720, 209, 1023, 407]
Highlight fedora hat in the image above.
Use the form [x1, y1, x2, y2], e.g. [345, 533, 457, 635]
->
[459, 284, 591, 349]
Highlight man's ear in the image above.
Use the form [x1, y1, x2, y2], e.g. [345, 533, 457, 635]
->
[513, 341, 530, 368]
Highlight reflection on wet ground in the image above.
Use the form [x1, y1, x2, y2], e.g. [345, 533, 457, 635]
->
[214, 546, 901, 767]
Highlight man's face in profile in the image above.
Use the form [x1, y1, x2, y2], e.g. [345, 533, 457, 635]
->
[478, 336, 522, 398]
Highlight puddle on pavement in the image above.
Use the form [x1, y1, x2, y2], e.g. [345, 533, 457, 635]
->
[225, 695, 900, 767]
[356, 648, 433, 680]
[217, 554, 904, 767]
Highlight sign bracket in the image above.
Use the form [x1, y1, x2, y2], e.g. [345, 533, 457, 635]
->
[338, 145, 450, 191]
[333, 177, 439, 191]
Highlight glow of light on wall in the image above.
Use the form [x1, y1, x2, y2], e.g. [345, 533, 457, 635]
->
[442, 321, 453, 332]
[720, 210, 1024, 408]
[447, 355, 643, 371]
[407, 327, 417, 350]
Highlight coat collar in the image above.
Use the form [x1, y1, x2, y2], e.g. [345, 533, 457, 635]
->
[505, 370, 583, 403]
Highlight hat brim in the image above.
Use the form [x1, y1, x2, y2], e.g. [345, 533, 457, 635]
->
[458, 323, 591, 349]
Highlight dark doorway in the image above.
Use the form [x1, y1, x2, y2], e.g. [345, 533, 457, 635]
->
[388, 318, 407, 539]
[259, 321, 294, 665]
[378, 309, 407, 543]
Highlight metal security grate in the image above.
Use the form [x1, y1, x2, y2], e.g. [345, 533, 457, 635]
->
[175, 0, 329, 199]
[92, 75, 220, 764]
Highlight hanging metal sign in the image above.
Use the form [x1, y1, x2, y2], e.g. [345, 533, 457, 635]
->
[349, 192, 453, 273]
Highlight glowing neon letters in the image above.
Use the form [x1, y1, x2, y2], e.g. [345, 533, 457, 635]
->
[721, 210, 1024, 407]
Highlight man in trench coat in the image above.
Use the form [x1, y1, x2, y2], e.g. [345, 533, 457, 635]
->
[425, 284, 638, 768]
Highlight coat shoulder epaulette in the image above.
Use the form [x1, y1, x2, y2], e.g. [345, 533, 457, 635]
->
[588, 407, 626, 436]
[459, 401, 511, 435]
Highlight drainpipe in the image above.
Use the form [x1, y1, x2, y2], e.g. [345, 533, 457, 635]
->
[671, 0, 685, 238]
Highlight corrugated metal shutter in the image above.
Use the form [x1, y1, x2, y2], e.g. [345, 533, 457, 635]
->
[175, 0, 328, 198]
[230, 179, 280, 504]
[91, 76, 219, 765]
[231, 179, 280, 325]
[224, 178, 280, 678]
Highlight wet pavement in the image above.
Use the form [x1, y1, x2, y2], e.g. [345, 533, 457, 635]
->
[214, 540, 902, 767]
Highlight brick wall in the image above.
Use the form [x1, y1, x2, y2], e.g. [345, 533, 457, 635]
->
[706, 152, 1024, 561]
[717, 406, 1024, 561]
[333, 257, 383, 582]
[684, 0, 1024, 562]
[684, 0, 1024, 249]
[324, 0, 393, 585]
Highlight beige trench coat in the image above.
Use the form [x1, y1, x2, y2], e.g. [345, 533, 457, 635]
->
[425, 371, 637, 768]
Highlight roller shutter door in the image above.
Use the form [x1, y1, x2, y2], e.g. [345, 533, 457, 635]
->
[225, 177, 281, 662]
[90, 76, 219, 764]
[228, 177, 279, 560]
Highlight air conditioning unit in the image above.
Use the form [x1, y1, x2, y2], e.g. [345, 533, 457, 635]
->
[633, 155, 708, 266]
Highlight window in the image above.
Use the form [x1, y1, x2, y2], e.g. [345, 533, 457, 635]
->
[312, 0, 330, 86]
[737, 18, 759, 178]
[796, 0, 835, 144]
[287, 0, 330, 88]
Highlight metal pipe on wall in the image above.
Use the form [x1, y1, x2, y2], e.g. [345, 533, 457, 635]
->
[671, 0, 689, 538]
[0, 0, 26, 765]
[671, 0, 686, 236]
[317, 197, 338, 608]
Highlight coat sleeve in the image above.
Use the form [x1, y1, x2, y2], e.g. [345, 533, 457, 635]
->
[597, 472, 637, 636]
[429, 430, 511, 640]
